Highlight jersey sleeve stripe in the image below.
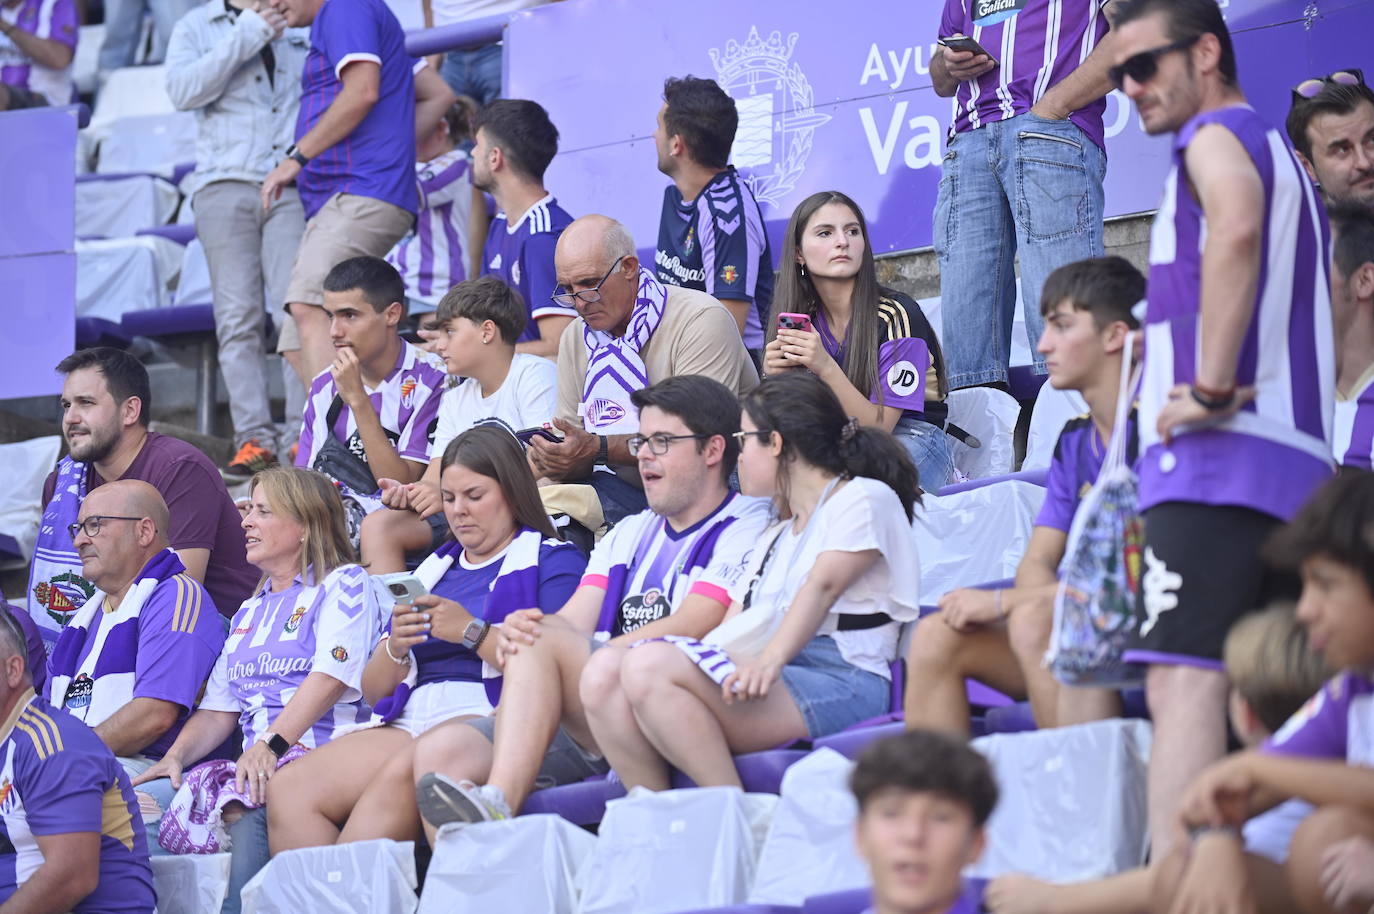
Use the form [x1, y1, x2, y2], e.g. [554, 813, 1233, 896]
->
[171, 575, 185, 633]
[580, 573, 610, 590]
[23, 706, 65, 753]
[687, 580, 731, 607]
[15, 719, 54, 759]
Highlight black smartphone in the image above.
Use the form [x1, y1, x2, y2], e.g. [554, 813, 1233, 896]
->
[939, 34, 998, 66]
[515, 426, 563, 446]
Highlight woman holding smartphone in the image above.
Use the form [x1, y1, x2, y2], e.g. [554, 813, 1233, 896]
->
[266, 426, 585, 851]
[764, 190, 953, 490]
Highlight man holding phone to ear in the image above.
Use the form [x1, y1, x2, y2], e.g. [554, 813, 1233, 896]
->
[931, 0, 1120, 395]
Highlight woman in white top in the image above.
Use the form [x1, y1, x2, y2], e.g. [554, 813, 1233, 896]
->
[588, 371, 921, 790]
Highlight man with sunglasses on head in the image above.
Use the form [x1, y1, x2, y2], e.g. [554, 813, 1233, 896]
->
[529, 214, 758, 524]
[27, 350, 257, 649]
[1109, 0, 1334, 862]
[410, 375, 771, 831]
[1286, 69, 1374, 211]
[45, 480, 225, 855]
[931, 0, 1119, 396]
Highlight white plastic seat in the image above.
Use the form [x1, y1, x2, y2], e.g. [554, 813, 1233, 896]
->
[75, 235, 184, 320]
[239, 839, 418, 914]
[944, 386, 1021, 479]
[1023, 382, 1090, 471]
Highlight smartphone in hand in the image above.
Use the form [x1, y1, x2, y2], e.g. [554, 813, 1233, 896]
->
[380, 572, 429, 603]
[939, 34, 998, 66]
[514, 426, 564, 446]
[777, 312, 815, 334]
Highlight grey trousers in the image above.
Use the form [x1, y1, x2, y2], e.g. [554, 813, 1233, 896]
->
[193, 180, 306, 451]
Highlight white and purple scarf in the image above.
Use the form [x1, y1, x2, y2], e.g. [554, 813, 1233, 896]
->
[370, 527, 545, 723]
[158, 745, 309, 854]
[579, 267, 667, 435]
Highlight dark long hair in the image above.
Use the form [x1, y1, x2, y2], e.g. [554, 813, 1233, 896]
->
[769, 191, 886, 404]
[441, 425, 559, 539]
[742, 372, 920, 521]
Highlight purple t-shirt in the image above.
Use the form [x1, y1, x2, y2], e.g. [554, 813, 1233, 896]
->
[482, 194, 578, 342]
[0, 692, 154, 913]
[41, 433, 258, 621]
[939, 0, 1113, 150]
[1263, 671, 1374, 766]
[410, 540, 584, 689]
[1035, 412, 1138, 532]
[0, 0, 77, 103]
[294, 0, 418, 219]
[49, 558, 225, 759]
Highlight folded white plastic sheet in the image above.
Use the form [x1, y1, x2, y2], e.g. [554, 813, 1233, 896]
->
[1024, 384, 1089, 472]
[152, 853, 230, 914]
[418, 814, 596, 914]
[946, 386, 1021, 480]
[913, 480, 1045, 603]
[748, 749, 869, 905]
[239, 839, 418, 914]
[76, 236, 184, 320]
[0, 437, 61, 567]
[577, 786, 777, 914]
[96, 113, 197, 178]
[76, 174, 180, 239]
[969, 718, 1152, 881]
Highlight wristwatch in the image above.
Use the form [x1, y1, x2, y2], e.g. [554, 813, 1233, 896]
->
[285, 143, 310, 167]
[461, 619, 491, 651]
[262, 731, 291, 759]
[595, 435, 609, 465]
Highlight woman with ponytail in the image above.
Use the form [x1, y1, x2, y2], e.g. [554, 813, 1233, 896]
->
[764, 190, 953, 490]
[586, 372, 921, 790]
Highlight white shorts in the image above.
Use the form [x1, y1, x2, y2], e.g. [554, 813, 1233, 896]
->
[342, 679, 494, 739]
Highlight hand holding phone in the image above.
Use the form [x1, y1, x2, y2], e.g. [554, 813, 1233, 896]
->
[777, 312, 815, 334]
[515, 426, 564, 447]
[939, 33, 998, 70]
[380, 572, 429, 603]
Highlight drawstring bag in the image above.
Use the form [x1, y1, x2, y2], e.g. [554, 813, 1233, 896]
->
[1044, 338, 1144, 688]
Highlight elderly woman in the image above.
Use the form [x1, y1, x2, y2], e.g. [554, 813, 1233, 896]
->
[267, 425, 585, 850]
[134, 467, 381, 914]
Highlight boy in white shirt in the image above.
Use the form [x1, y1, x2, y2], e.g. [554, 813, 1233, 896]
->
[361, 276, 556, 572]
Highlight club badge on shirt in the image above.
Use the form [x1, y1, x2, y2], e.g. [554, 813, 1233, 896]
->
[283, 605, 307, 634]
[617, 588, 672, 635]
[330, 645, 349, 662]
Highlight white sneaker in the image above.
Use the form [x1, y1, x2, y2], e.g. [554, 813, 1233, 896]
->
[415, 773, 511, 828]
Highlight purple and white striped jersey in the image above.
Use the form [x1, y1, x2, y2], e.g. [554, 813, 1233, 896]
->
[295, 341, 446, 484]
[199, 564, 380, 750]
[0, 0, 76, 105]
[482, 194, 577, 342]
[1138, 105, 1335, 521]
[387, 149, 473, 308]
[939, 0, 1113, 149]
[1264, 671, 1374, 767]
[1333, 366, 1374, 472]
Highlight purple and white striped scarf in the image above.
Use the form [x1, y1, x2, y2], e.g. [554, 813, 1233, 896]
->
[580, 267, 667, 434]
[158, 745, 309, 854]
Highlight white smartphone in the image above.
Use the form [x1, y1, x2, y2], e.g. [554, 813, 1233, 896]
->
[380, 572, 428, 603]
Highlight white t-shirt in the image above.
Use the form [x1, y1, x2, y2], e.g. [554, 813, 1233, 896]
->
[431, 353, 556, 460]
[729, 476, 920, 678]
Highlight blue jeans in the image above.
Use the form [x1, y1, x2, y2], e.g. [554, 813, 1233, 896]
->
[894, 414, 955, 493]
[587, 471, 649, 526]
[99, 0, 199, 71]
[440, 43, 503, 107]
[933, 112, 1106, 389]
[222, 806, 269, 914]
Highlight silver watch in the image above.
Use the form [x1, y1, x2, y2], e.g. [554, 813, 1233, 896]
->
[461, 619, 491, 651]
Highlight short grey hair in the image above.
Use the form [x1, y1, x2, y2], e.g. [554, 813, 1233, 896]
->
[602, 219, 636, 267]
[0, 608, 28, 679]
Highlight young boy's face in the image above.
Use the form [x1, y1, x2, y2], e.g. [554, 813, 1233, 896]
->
[1297, 555, 1374, 669]
[432, 316, 487, 376]
[855, 788, 984, 914]
[1036, 299, 1114, 393]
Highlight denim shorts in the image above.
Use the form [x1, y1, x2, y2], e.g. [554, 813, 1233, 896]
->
[464, 714, 610, 790]
[780, 636, 890, 739]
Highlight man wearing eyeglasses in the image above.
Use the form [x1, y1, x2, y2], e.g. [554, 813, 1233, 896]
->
[530, 214, 758, 524]
[1108, 0, 1334, 864]
[410, 375, 771, 832]
[45, 480, 225, 855]
[1286, 69, 1374, 211]
[931, 0, 1119, 395]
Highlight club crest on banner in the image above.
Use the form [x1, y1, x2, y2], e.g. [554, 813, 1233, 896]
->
[33, 571, 96, 629]
[709, 27, 831, 207]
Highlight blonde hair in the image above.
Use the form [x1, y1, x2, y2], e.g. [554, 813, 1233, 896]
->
[1223, 602, 1332, 733]
[249, 467, 356, 585]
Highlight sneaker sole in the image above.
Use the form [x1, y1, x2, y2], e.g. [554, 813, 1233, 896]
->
[415, 773, 489, 828]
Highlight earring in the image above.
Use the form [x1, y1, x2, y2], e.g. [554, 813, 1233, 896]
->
[799, 265, 808, 278]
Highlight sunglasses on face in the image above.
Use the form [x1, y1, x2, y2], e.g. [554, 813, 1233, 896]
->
[1292, 69, 1366, 102]
[1107, 36, 1199, 91]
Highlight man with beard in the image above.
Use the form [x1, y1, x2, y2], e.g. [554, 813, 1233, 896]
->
[27, 349, 257, 646]
[473, 98, 577, 359]
[1286, 69, 1374, 211]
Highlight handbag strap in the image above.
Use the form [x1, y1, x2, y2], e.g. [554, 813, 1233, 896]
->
[1102, 332, 1140, 474]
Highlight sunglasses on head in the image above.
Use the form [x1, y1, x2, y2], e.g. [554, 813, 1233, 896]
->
[1107, 35, 1199, 91]
[1292, 69, 1366, 102]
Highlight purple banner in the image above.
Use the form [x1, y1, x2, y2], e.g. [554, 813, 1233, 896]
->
[506, 0, 1372, 256]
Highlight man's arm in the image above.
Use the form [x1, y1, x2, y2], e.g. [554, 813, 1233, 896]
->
[607, 592, 729, 647]
[0, 832, 100, 914]
[516, 315, 574, 360]
[175, 548, 210, 584]
[669, 300, 759, 391]
[1030, 30, 1117, 120]
[413, 61, 456, 144]
[353, 401, 426, 483]
[164, 7, 279, 111]
[0, 18, 74, 71]
[92, 697, 180, 757]
[717, 300, 752, 337]
[930, 45, 994, 98]
[1013, 526, 1068, 590]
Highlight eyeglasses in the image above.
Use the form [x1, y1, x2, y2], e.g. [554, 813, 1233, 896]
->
[1292, 69, 1365, 102]
[550, 256, 625, 308]
[627, 432, 711, 456]
[731, 430, 771, 445]
[68, 515, 142, 541]
[1107, 36, 1199, 91]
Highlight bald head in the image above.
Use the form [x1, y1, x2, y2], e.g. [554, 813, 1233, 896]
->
[556, 215, 636, 273]
[75, 481, 171, 594]
[86, 480, 171, 539]
[555, 216, 641, 335]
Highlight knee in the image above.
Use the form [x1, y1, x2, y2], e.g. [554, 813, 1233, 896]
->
[1007, 600, 1052, 664]
[578, 647, 625, 713]
[413, 722, 491, 781]
[1146, 664, 1228, 719]
[619, 642, 679, 706]
[1290, 805, 1374, 861]
[906, 615, 964, 671]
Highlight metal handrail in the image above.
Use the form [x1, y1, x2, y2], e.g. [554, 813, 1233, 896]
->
[404, 12, 512, 57]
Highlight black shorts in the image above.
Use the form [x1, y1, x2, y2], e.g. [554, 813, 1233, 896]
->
[1124, 501, 1299, 669]
[2, 85, 49, 110]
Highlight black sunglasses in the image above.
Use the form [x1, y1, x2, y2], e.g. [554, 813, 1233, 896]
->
[1108, 36, 1199, 91]
[1292, 69, 1365, 103]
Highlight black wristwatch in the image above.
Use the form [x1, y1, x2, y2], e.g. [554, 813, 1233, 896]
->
[462, 619, 491, 651]
[262, 731, 291, 759]
[285, 143, 310, 167]
[595, 435, 609, 465]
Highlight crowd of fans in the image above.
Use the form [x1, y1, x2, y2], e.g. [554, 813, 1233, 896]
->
[3, 0, 1374, 912]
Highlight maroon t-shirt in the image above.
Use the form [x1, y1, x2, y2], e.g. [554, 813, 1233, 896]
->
[42, 432, 257, 619]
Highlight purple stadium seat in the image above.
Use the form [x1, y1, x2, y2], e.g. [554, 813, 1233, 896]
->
[812, 721, 904, 760]
[171, 161, 197, 186]
[75, 316, 131, 349]
[120, 304, 219, 434]
[1008, 364, 1048, 402]
[519, 775, 625, 827]
[937, 466, 1049, 496]
[800, 887, 871, 914]
[670, 748, 811, 793]
[984, 687, 1151, 734]
[136, 223, 196, 245]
